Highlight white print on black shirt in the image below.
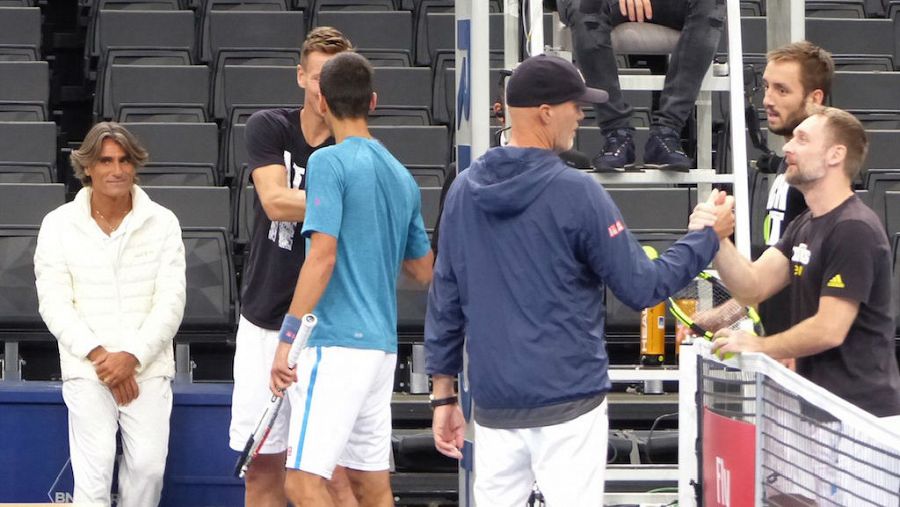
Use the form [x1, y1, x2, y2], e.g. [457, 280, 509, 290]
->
[765, 174, 790, 246]
[268, 151, 306, 250]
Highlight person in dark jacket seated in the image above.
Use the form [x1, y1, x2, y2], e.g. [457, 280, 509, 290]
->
[424, 54, 735, 506]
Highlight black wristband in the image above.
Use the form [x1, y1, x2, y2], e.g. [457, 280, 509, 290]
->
[429, 394, 458, 409]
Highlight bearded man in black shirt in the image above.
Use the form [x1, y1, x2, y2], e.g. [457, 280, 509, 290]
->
[711, 106, 900, 419]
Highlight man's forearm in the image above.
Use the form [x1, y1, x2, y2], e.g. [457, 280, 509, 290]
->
[261, 188, 306, 222]
[712, 239, 761, 304]
[761, 316, 845, 360]
[431, 375, 457, 398]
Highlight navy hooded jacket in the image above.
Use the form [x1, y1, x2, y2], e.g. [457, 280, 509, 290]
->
[424, 146, 719, 411]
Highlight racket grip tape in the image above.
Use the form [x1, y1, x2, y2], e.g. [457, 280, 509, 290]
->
[286, 314, 318, 369]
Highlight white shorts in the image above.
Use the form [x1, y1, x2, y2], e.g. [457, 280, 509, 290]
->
[229, 315, 292, 454]
[285, 346, 396, 479]
[474, 399, 609, 507]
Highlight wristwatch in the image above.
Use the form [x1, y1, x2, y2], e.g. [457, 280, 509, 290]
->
[429, 394, 458, 409]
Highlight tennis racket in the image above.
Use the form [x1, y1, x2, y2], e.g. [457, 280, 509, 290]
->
[668, 271, 764, 342]
[234, 313, 318, 479]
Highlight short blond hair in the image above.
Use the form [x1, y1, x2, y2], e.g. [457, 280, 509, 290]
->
[301, 26, 352, 65]
[70, 122, 148, 186]
[808, 105, 868, 180]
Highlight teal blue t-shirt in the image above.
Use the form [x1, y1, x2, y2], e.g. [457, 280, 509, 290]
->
[301, 136, 431, 352]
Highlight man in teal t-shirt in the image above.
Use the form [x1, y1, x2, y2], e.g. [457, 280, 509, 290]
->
[269, 52, 433, 505]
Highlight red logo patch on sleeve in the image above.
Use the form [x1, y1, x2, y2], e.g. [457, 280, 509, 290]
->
[608, 220, 625, 238]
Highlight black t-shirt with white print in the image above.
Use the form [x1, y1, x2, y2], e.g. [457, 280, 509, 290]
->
[775, 195, 900, 416]
[241, 107, 334, 330]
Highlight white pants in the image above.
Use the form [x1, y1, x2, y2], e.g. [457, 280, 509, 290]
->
[285, 346, 396, 479]
[62, 377, 172, 507]
[474, 399, 609, 507]
[229, 316, 293, 454]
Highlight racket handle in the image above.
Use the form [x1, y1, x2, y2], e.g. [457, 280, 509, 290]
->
[287, 313, 317, 369]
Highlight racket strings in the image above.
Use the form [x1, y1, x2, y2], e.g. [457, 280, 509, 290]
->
[672, 278, 752, 333]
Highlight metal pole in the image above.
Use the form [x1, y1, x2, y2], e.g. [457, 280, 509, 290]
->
[725, 0, 751, 258]
[678, 341, 700, 507]
[455, 1, 490, 503]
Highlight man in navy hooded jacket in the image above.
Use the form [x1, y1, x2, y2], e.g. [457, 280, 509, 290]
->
[425, 54, 735, 506]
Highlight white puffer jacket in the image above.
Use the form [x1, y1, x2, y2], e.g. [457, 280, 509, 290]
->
[34, 185, 186, 381]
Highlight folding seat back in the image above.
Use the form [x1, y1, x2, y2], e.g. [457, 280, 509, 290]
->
[315, 11, 413, 66]
[372, 66, 432, 125]
[0, 61, 48, 121]
[218, 65, 303, 120]
[0, 7, 41, 61]
[369, 125, 450, 167]
[109, 65, 210, 122]
[0, 183, 65, 226]
[0, 122, 56, 173]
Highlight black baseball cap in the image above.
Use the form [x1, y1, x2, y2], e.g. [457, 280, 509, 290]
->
[506, 54, 609, 107]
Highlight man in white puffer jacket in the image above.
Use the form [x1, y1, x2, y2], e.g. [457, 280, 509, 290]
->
[34, 122, 186, 507]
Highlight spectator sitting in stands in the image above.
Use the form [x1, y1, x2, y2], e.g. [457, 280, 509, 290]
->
[33, 121, 186, 507]
[557, 0, 725, 172]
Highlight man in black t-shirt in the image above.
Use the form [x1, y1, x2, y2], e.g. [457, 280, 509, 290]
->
[757, 42, 834, 339]
[712, 106, 900, 418]
[227, 27, 359, 507]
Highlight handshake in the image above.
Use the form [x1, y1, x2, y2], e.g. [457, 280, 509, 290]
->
[689, 188, 735, 240]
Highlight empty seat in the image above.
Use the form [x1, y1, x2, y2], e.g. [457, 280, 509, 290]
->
[0, 7, 40, 61]
[208, 11, 304, 122]
[199, 0, 290, 62]
[141, 185, 232, 232]
[94, 9, 194, 61]
[93, 10, 196, 119]
[805, 0, 867, 18]
[372, 66, 433, 125]
[607, 188, 691, 232]
[0, 226, 43, 331]
[397, 270, 428, 332]
[831, 72, 900, 113]
[806, 18, 895, 70]
[369, 125, 450, 167]
[423, 12, 505, 67]
[217, 64, 304, 120]
[226, 122, 251, 183]
[308, 0, 395, 28]
[0, 183, 65, 226]
[866, 170, 900, 232]
[884, 190, 900, 238]
[0, 61, 49, 121]
[233, 164, 256, 247]
[865, 131, 900, 170]
[315, 11, 413, 66]
[123, 122, 220, 185]
[0, 122, 56, 176]
[407, 165, 445, 188]
[85, 0, 182, 60]
[180, 228, 237, 334]
[107, 64, 210, 122]
[419, 186, 441, 232]
[717, 16, 766, 57]
[0, 163, 53, 183]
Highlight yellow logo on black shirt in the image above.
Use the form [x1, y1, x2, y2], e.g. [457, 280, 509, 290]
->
[827, 274, 845, 288]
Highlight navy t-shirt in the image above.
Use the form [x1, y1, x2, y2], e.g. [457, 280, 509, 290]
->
[240, 107, 333, 329]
